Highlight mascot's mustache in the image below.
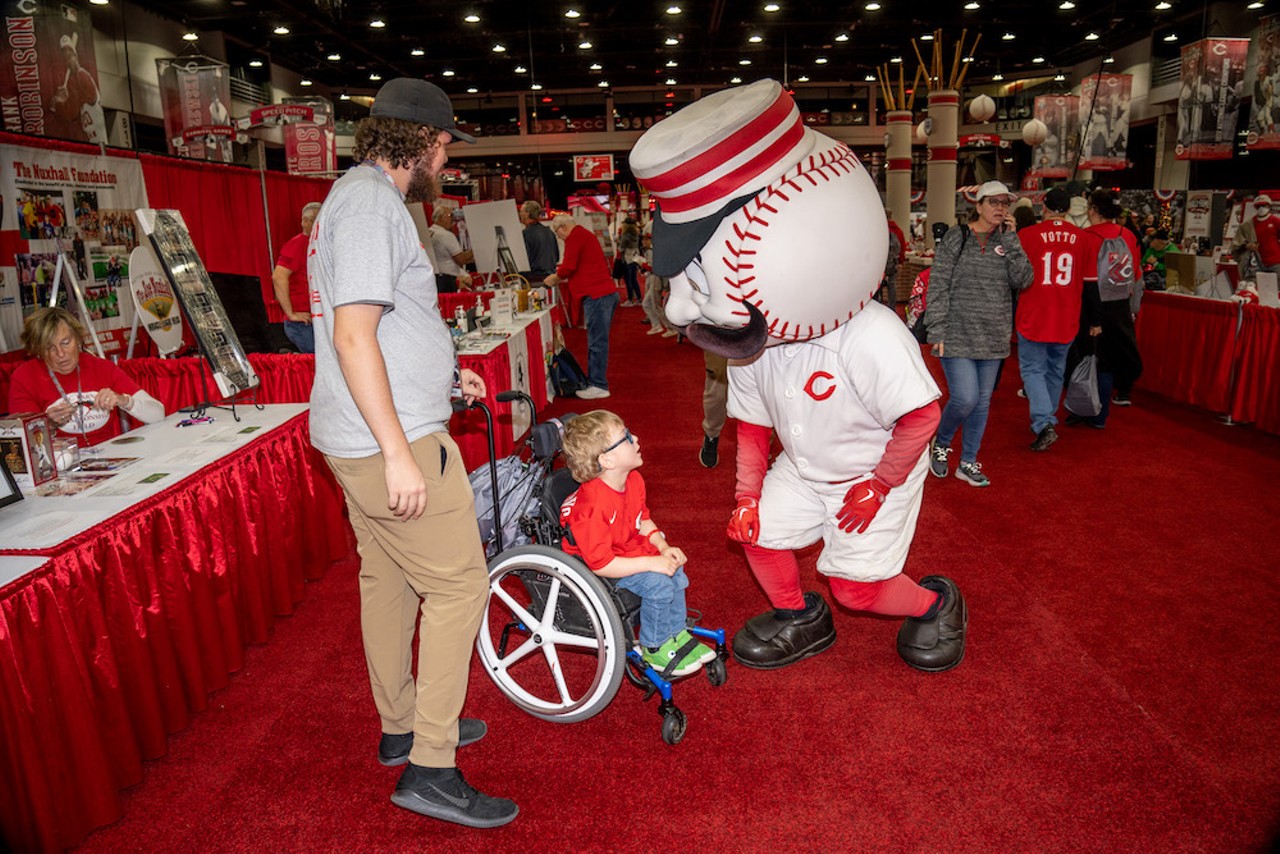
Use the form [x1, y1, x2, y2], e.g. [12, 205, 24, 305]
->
[681, 302, 769, 360]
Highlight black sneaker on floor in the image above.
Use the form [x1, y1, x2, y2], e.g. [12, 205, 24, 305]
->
[1029, 425, 1059, 452]
[1113, 394, 1132, 407]
[378, 719, 487, 766]
[699, 434, 719, 468]
[928, 439, 951, 478]
[391, 765, 518, 828]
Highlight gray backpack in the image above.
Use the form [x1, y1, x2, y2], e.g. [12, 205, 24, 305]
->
[1096, 233, 1136, 303]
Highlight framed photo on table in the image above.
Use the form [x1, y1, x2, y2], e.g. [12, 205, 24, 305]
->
[0, 456, 23, 509]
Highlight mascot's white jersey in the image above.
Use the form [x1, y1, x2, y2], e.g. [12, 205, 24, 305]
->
[728, 302, 939, 483]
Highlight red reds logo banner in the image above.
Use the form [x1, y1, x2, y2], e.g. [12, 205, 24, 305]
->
[573, 154, 615, 182]
[1030, 95, 1080, 179]
[1178, 38, 1250, 160]
[804, 371, 836, 401]
[156, 57, 235, 163]
[1249, 16, 1280, 150]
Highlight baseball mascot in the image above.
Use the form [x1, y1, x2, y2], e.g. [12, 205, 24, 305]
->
[630, 80, 967, 672]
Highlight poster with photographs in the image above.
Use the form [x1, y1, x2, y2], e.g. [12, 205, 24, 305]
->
[136, 209, 258, 398]
[0, 0, 106, 144]
[0, 143, 148, 350]
[1078, 74, 1132, 171]
[1177, 38, 1250, 160]
[1030, 95, 1080, 179]
[1249, 16, 1280, 150]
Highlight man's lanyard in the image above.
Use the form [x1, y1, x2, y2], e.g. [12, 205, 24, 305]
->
[45, 363, 90, 441]
[362, 160, 403, 199]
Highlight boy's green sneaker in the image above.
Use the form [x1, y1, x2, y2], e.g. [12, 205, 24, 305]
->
[642, 631, 715, 677]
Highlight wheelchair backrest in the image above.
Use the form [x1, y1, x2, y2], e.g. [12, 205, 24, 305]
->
[541, 468, 581, 532]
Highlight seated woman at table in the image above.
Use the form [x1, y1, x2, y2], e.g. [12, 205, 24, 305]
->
[7, 307, 165, 446]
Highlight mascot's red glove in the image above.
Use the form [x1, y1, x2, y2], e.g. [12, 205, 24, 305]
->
[836, 477, 890, 534]
[727, 497, 760, 544]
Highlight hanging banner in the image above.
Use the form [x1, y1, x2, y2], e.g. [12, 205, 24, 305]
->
[156, 57, 235, 163]
[0, 0, 106, 144]
[282, 98, 336, 175]
[127, 244, 184, 355]
[1078, 74, 1132, 171]
[0, 142, 148, 353]
[1177, 38, 1250, 160]
[1030, 95, 1079, 179]
[573, 155, 615, 182]
[1248, 16, 1280, 150]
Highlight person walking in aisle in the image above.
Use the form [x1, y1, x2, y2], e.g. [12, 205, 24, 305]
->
[923, 181, 1034, 486]
[545, 215, 618, 399]
[307, 77, 517, 829]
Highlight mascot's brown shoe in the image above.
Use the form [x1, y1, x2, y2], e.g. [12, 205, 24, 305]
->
[897, 575, 967, 672]
[732, 592, 837, 669]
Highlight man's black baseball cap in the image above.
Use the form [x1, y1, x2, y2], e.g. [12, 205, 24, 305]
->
[370, 78, 476, 143]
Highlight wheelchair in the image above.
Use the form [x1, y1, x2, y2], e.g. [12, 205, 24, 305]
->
[466, 391, 728, 745]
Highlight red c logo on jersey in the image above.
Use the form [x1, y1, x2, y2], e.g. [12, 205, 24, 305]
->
[804, 371, 836, 401]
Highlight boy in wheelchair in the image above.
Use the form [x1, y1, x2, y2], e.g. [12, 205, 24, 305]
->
[558, 410, 716, 677]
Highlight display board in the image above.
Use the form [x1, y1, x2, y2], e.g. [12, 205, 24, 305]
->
[135, 209, 258, 398]
[463, 200, 530, 276]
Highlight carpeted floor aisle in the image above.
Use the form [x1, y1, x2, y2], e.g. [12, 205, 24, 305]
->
[78, 302, 1280, 852]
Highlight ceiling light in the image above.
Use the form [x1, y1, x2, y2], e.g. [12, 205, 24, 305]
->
[921, 33, 934, 41]
[765, 3, 780, 10]
[89, 0, 109, 5]
[183, 31, 199, 41]
[443, 69, 456, 77]
[666, 59, 678, 67]
[992, 73, 1004, 81]
[731, 76, 743, 83]
[411, 48, 425, 57]
[1058, 0, 1075, 8]
[339, 91, 350, 100]
[1103, 54, 1115, 64]
[835, 33, 849, 42]
[531, 83, 543, 90]
[962, 56, 973, 63]
[1247, 0, 1263, 7]
[890, 56, 902, 63]
[598, 80, 609, 87]
[814, 57, 827, 64]
[749, 34, 763, 43]
[273, 25, 290, 35]
[1032, 56, 1046, 63]
[666, 5, 682, 13]
[741, 58, 754, 65]
[1163, 32, 1178, 41]
[465, 13, 480, 22]
[964, 1, 980, 8]
[248, 59, 263, 68]
[369, 73, 382, 81]
[564, 8, 580, 18]
[589, 63, 602, 70]
[665, 36, 679, 45]
[665, 77, 677, 85]
[1002, 32, 1016, 40]
[515, 65, 528, 73]
[1155, 1, 1171, 7]
[327, 52, 341, 61]
[492, 44, 506, 53]
[300, 78, 312, 86]
[1054, 72, 1066, 81]
[578, 41, 593, 49]
[796, 75, 810, 82]
[369, 19, 385, 28]
[865, 1, 881, 9]
[467, 87, 478, 93]
[1085, 32, 1100, 40]
[865, 73, 877, 81]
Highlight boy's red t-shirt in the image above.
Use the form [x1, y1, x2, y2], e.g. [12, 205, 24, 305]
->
[560, 470, 657, 572]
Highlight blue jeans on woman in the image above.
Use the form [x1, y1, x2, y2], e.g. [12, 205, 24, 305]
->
[615, 566, 689, 648]
[937, 356, 1002, 464]
[582, 291, 618, 390]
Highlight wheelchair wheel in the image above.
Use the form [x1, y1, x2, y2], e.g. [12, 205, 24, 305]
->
[661, 708, 687, 745]
[477, 545, 627, 723]
[706, 658, 728, 687]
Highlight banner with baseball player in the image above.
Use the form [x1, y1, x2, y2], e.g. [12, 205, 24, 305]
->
[0, 0, 105, 144]
[156, 57, 236, 163]
[1030, 95, 1079, 179]
[1248, 16, 1280, 151]
[1177, 38, 1250, 160]
[0, 142, 148, 353]
[1077, 73, 1132, 171]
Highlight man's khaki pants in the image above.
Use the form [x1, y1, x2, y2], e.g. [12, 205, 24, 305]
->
[326, 432, 488, 768]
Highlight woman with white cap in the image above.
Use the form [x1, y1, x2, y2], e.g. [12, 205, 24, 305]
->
[923, 181, 1034, 487]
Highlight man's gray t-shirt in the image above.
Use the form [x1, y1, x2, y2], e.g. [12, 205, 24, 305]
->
[308, 164, 455, 458]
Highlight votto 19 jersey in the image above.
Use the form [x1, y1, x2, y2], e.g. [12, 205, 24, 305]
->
[1016, 218, 1089, 344]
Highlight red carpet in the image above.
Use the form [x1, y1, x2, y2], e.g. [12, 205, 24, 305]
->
[79, 302, 1280, 851]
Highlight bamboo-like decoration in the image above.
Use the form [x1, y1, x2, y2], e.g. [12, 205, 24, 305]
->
[898, 59, 905, 109]
[948, 29, 966, 90]
[877, 64, 895, 111]
[954, 33, 982, 90]
[907, 65, 924, 111]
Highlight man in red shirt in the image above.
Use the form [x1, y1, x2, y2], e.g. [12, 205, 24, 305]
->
[544, 215, 618, 399]
[272, 202, 322, 353]
[1015, 187, 1089, 451]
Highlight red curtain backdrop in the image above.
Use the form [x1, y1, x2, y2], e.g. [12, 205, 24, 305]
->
[1229, 304, 1280, 433]
[0, 414, 348, 851]
[1136, 292, 1239, 413]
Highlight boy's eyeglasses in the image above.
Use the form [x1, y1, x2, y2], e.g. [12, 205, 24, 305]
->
[601, 429, 634, 454]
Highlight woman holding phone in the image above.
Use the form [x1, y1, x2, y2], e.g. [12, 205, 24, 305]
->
[921, 181, 1034, 487]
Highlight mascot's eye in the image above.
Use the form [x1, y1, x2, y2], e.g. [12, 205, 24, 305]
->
[684, 256, 710, 296]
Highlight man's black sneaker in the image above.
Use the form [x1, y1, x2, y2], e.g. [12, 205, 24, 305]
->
[378, 719, 487, 767]
[391, 765, 518, 828]
[1113, 393, 1131, 407]
[1029, 425, 1059, 452]
[699, 434, 719, 468]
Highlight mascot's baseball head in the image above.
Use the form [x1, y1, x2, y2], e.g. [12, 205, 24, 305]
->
[630, 79, 887, 359]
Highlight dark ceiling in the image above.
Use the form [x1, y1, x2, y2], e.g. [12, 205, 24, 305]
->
[126, 0, 1204, 99]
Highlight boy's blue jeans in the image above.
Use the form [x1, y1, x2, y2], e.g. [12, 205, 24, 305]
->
[615, 566, 689, 649]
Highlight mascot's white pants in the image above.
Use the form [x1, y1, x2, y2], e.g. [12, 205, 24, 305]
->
[756, 450, 928, 582]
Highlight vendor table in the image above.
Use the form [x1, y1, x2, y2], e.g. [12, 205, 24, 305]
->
[0, 405, 349, 852]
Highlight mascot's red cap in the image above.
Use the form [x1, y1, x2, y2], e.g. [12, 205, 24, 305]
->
[630, 79, 816, 277]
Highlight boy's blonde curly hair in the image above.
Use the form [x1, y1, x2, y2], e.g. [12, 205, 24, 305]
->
[561, 410, 624, 483]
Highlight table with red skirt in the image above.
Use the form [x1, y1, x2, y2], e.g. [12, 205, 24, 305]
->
[1135, 291, 1280, 435]
[0, 405, 349, 851]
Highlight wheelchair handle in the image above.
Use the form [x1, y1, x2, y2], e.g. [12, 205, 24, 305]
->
[495, 389, 539, 426]
[451, 398, 502, 552]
